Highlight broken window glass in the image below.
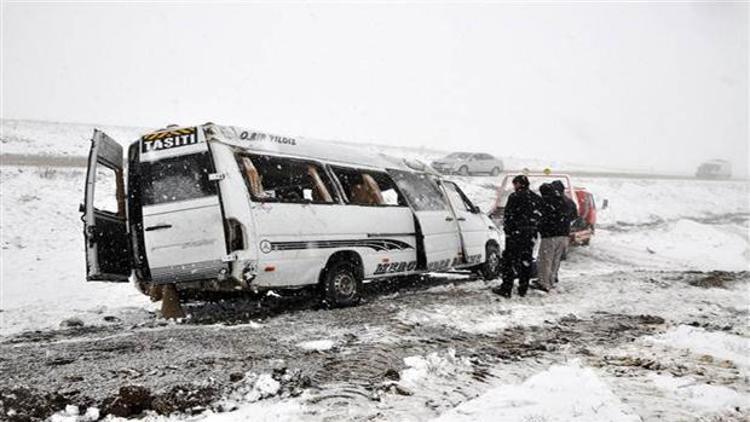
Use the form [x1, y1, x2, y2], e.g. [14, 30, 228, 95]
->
[388, 170, 447, 211]
[139, 152, 216, 206]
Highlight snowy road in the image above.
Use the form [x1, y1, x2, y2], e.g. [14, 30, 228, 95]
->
[2, 152, 739, 182]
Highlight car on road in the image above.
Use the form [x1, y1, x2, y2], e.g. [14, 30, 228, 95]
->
[81, 124, 503, 308]
[430, 152, 504, 176]
[696, 159, 731, 180]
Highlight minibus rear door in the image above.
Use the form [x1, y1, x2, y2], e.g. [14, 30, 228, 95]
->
[138, 138, 229, 284]
[82, 130, 131, 281]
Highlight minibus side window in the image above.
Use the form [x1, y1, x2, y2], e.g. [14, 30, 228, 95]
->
[237, 154, 337, 204]
[330, 167, 407, 207]
[389, 171, 448, 211]
[139, 152, 216, 206]
[444, 182, 473, 212]
[443, 181, 480, 213]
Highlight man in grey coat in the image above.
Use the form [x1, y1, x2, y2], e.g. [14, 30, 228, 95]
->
[535, 183, 569, 291]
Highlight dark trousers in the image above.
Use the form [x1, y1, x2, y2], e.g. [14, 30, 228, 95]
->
[499, 232, 536, 295]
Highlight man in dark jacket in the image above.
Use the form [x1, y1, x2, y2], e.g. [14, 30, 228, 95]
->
[535, 183, 569, 291]
[550, 180, 578, 284]
[551, 180, 578, 232]
[492, 175, 541, 298]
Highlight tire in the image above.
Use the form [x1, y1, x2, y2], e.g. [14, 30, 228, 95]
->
[458, 166, 470, 176]
[480, 243, 502, 280]
[490, 167, 501, 176]
[322, 260, 362, 307]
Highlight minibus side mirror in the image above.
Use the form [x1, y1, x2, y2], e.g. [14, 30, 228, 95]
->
[472, 205, 481, 214]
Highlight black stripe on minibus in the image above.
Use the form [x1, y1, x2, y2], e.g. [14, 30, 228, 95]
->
[366, 232, 416, 238]
[270, 239, 413, 252]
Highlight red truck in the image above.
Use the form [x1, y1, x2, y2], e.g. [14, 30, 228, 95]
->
[570, 186, 596, 246]
[488, 173, 597, 246]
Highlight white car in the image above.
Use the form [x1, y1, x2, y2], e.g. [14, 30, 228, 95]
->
[430, 152, 504, 176]
[81, 124, 503, 307]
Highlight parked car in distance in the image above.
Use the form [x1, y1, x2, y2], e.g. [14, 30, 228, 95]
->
[696, 159, 731, 180]
[431, 152, 504, 176]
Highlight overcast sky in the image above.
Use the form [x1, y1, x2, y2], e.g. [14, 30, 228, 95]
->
[2, 2, 747, 175]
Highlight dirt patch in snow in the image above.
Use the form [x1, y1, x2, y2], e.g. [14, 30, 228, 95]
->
[0, 311, 664, 420]
[685, 271, 749, 289]
[0, 386, 73, 422]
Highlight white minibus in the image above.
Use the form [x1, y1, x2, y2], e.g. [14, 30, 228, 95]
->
[82, 124, 502, 307]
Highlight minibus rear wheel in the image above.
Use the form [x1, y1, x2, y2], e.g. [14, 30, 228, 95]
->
[322, 260, 363, 308]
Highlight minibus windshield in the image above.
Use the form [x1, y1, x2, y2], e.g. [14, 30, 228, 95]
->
[139, 152, 216, 205]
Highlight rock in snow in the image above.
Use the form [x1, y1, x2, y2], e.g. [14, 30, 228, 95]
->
[59, 317, 84, 328]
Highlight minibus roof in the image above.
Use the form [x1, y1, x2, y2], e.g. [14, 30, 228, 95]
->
[206, 124, 433, 174]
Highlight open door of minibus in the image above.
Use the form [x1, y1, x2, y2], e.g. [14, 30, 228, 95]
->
[82, 129, 131, 281]
[388, 170, 462, 271]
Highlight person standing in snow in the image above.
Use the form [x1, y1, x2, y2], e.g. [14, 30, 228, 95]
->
[535, 183, 570, 291]
[493, 175, 541, 298]
[551, 180, 578, 227]
[551, 179, 578, 284]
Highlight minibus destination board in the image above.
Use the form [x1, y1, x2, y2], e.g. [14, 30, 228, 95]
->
[141, 127, 200, 153]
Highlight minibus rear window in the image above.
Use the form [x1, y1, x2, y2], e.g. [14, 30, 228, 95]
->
[139, 152, 216, 205]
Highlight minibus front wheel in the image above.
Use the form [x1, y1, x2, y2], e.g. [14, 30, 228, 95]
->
[321, 255, 363, 308]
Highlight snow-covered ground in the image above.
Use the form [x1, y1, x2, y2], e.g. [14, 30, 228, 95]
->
[1, 119, 148, 157]
[1, 119, 749, 421]
[433, 360, 641, 422]
[0, 166, 153, 336]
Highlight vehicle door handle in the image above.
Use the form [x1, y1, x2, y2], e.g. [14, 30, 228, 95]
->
[145, 224, 173, 231]
[457, 217, 466, 221]
[445, 216, 454, 221]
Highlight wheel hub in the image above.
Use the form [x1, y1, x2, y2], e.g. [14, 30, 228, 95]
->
[488, 252, 500, 273]
[334, 271, 355, 297]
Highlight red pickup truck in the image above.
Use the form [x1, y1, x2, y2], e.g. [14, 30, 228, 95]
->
[570, 186, 596, 246]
